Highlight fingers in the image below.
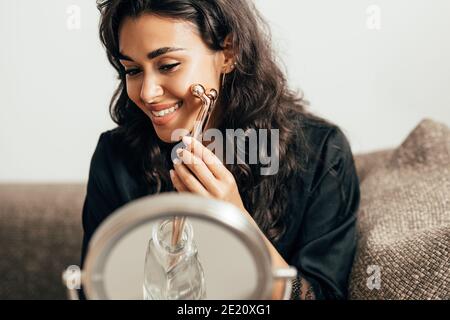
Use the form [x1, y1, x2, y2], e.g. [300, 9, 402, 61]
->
[175, 148, 220, 195]
[182, 136, 229, 181]
[169, 169, 188, 192]
[172, 159, 211, 198]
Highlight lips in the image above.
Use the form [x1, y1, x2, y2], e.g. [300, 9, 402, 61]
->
[148, 101, 183, 126]
[146, 101, 182, 112]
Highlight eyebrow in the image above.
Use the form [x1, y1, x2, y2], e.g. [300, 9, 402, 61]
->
[118, 47, 186, 61]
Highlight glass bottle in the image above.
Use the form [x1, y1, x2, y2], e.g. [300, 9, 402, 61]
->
[143, 218, 206, 300]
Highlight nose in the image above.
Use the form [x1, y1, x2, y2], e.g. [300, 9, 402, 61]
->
[140, 73, 164, 104]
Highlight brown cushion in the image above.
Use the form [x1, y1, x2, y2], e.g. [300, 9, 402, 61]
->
[349, 119, 450, 299]
[0, 184, 85, 299]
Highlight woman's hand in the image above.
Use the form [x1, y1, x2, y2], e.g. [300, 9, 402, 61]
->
[169, 135, 247, 214]
[170, 135, 290, 299]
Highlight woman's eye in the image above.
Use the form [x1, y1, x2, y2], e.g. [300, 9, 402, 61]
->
[124, 68, 141, 77]
[124, 63, 180, 77]
[159, 63, 181, 72]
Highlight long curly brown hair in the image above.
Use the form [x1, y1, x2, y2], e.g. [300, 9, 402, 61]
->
[96, 0, 331, 242]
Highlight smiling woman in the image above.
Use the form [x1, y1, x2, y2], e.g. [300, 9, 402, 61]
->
[116, 13, 231, 142]
[80, 0, 361, 300]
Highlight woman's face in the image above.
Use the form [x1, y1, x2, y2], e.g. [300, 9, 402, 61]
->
[118, 14, 228, 143]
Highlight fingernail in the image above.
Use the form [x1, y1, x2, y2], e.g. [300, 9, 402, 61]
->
[182, 135, 192, 145]
[173, 158, 181, 165]
[169, 169, 174, 178]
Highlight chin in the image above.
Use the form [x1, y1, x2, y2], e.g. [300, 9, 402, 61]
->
[153, 127, 185, 144]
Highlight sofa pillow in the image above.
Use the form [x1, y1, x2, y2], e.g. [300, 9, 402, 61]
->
[349, 119, 450, 299]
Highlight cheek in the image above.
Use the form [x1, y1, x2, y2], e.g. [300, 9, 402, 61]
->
[172, 59, 220, 95]
[170, 70, 220, 110]
[126, 80, 141, 104]
[162, 77, 201, 110]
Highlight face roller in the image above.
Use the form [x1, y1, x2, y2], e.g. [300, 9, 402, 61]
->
[169, 84, 219, 271]
[189, 83, 219, 140]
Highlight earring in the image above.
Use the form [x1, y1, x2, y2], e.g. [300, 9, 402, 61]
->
[221, 72, 226, 89]
[221, 61, 236, 88]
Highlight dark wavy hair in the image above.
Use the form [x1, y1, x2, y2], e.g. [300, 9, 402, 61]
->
[96, 0, 331, 242]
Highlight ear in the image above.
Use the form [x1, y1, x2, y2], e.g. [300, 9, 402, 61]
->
[221, 34, 236, 74]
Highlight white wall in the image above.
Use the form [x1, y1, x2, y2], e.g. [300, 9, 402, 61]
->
[256, 0, 450, 154]
[1, 0, 449, 182]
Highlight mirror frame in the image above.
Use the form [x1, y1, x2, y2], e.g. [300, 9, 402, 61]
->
[81, 192, 279, 300]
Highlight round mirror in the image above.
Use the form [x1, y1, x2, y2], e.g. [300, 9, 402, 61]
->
[65, 193, 296, 299]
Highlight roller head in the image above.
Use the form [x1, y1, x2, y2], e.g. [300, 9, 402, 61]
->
[190, 84, 205, 97]
[208, 89, 218, 101]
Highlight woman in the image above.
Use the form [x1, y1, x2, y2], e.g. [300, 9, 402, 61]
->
[81, 0, 360, 300]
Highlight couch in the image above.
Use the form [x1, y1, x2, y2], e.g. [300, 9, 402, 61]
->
[0, 119, 448, 300]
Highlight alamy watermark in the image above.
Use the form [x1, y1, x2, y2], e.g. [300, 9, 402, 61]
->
[66, 5, 81, 30]
[170, 124, 280, 176]
[63, 265, 81, 290]
[366, 5, 381, 30]
[366, 264, 381, 290]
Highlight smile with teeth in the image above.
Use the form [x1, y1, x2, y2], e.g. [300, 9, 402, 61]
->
[151, 102, 182, 117]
